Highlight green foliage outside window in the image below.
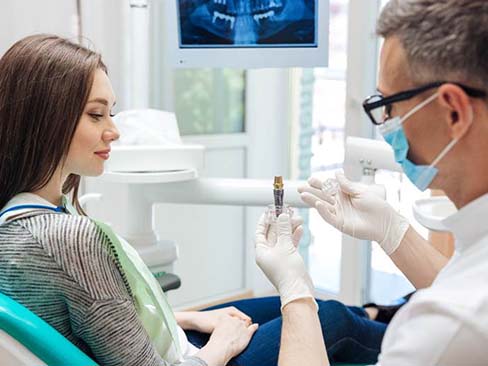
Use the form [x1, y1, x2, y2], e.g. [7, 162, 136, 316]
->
[174, 69, 246, 135]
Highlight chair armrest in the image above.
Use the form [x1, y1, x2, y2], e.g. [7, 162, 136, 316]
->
[154, 272, 181, 292]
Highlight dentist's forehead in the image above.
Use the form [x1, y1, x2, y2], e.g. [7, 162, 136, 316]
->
[378, 36, 414, 95]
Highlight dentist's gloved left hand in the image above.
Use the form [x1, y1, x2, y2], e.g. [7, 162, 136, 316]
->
[255, 214, 317, 311]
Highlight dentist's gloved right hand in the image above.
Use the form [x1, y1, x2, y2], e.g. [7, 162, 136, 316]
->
[298, 172, 410, 255]
[255, 214, 317, 311]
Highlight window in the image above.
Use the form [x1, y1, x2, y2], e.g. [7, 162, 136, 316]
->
[174, 69, 246, 135]
[306, 0, 349, 294]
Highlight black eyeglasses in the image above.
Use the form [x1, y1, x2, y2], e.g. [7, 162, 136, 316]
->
[363, 81, 487, 125]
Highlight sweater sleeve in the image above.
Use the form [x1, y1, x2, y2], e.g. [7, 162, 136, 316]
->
[37, 214, 207, 366]
[78, 299, 207, 366]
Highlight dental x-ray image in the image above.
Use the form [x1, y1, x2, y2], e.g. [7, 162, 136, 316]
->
[178, 0, 317, 48]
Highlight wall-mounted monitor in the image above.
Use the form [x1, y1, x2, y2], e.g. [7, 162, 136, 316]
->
[164, 0, 329, 68]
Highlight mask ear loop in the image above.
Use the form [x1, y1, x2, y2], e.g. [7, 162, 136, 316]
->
[430, 139, 458, 168]
[411, 91, 459, 169]
[378, 92, 440, 135]
[400, 92, 441, 185]
[415, 138, 458, 186]
[400, 92, 439, 124]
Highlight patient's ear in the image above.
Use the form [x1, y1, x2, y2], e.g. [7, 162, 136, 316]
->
[438, 84, 474, 140]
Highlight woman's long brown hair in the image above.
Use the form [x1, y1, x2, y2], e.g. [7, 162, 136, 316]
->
[0, 34, 107, 213]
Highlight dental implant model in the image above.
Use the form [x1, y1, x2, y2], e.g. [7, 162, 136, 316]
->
[322, 177, 339, 195]
[273, 176, 284, 217]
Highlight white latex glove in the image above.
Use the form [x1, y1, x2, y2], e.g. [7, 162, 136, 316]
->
[266, 215, 304, 247]
[298, 172, 410, 255]
[255, 213, 317, 310]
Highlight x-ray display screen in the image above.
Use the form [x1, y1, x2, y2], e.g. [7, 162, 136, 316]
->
[178, 0, 318, 48]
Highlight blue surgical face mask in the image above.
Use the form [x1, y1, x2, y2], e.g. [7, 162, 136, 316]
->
[378, 93, 458, 191]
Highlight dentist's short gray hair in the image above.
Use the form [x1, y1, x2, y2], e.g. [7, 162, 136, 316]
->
[377, 0, 488, 89]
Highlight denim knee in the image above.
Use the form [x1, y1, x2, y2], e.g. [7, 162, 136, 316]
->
[317, 300, 356, 339]
[318, 300, 352, 321]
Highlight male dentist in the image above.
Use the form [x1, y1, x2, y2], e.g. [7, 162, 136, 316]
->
[255, 0, 488, 365]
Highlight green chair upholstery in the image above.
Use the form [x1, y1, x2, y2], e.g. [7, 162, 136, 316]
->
[0, 292, 98, 366]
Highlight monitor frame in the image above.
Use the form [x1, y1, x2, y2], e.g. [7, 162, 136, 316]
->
[164, 0, 329, 68]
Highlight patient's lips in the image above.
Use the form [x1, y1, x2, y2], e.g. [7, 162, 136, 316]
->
[94, 148, 111, 160]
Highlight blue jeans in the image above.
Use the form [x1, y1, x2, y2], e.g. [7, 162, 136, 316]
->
[185, 297, 386, 366]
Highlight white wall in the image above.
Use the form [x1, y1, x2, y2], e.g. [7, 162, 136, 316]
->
[0, 0, 76, 55]
[79, 0, 131, 111]
[0, 0, 131, 111]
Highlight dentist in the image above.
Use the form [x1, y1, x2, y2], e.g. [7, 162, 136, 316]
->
[256, 0, 488, 365]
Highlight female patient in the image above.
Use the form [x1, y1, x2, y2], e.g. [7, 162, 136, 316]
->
[0, 35, 386, 366]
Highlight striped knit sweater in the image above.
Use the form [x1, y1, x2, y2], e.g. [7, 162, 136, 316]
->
[0, 210, 206, 366]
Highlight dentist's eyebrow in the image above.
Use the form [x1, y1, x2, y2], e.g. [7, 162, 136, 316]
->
[87, 98, 117, 107]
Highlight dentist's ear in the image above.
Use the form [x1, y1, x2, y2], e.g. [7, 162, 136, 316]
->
[438, 83, 474, 140]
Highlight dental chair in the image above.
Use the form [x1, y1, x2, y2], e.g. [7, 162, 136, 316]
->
[0, 292, 98, 366]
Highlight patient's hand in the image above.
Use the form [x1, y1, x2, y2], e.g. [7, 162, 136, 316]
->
[181, 307, 252, 334]
[196, 314, 258, 366]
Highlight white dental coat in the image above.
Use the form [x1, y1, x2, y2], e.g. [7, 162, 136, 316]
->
[377, 193, 488, 365]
